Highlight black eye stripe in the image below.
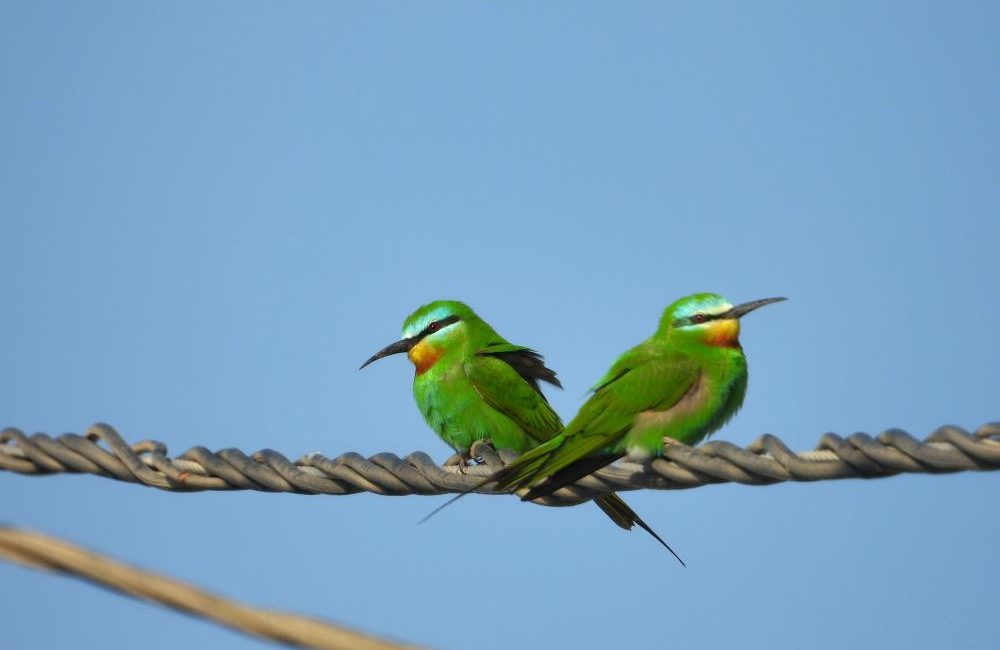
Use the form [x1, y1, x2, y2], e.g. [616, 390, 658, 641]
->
[416, 315, 460, 340]
[673, 311, 726, 328]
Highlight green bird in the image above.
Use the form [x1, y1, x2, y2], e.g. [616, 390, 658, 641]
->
[360, 300, 678, 558]
[484, 293, 785, 503]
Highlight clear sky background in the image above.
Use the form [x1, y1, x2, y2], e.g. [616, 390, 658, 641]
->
[2, 2, 998, 649]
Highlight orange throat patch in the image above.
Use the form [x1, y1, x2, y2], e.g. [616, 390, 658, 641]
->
[705, 319, 741, 348]
[408, 341, 443, 374]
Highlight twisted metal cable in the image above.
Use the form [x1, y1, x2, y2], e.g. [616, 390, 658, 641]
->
[0, 526, 422, 650]
[2, 422, 999, 506]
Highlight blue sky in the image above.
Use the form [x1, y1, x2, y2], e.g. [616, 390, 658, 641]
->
[2, 2, 998, 648]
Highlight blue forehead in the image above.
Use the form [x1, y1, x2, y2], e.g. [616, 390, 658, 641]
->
[401, 300, 469, 338]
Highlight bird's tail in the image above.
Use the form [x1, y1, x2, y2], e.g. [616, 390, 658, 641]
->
[593, 493, 686, 566]
[419, 449, 687, 565]
[593, 493, 639, 529]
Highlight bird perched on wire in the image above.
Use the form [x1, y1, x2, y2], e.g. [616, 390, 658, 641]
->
[486, 293, 785, 502]
[360, 300, 678, 560]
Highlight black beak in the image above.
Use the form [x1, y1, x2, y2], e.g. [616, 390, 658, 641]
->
[359, 338, 417, 370]
[724, 297, 787, 319]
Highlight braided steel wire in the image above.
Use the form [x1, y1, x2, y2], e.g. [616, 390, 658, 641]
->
[3, 422, 998, 505]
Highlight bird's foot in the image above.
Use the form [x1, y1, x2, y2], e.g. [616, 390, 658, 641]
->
[661, 437, 684, 451]
[444, 452, 474, 473]
[444, 440, 497, 473]
[470, 439, 496, 464]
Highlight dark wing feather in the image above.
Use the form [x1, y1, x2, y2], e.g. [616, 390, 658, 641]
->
[520, 454, 619, 501]
[479, 344, 562, 394]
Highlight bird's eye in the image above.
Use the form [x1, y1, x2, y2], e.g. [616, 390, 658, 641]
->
[427, 321, 440, 332]
[692, 314, 707, 324]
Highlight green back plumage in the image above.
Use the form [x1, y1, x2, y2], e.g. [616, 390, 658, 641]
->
[493, 293, 772, 501]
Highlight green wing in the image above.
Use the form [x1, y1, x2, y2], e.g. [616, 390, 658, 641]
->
[464, 353, 563, 444]
[570, 345, 700, 441]
[499, 343, 700, 494]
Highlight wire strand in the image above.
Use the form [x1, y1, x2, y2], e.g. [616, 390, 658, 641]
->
[3, 422, 998, 505]
[0, 526, 423, 650]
